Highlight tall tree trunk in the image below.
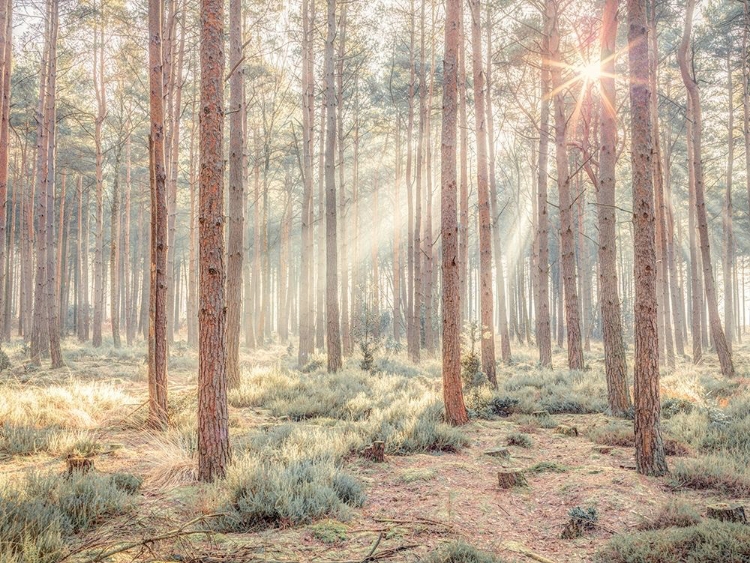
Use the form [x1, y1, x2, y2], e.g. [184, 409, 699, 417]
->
[298, 0, 315, 366]
[628, 0, 667, 477]
[724, 51, 735, 353]
[486, 7, 511, 363]
[0, 0, 10, 338]
[468, 0, 496, 385]
[458, 2, 469, 324]
[226, 0, 244, 389]
[337, 4, 350, 356]
[406, 0, 416, 360]
[678, 0, 734, 377]
[549, 0, 584, 370]
[30, 4, 50, 366]
[110, 152, 121, 349]
[536, 3, 552, 367]
[198, 0, 230, 482]
[316, 93, 326, 350]
[148, 0, 169, 429]
[597, 0, 630, 415]
[442, 0, 469, 426]
[325, 0, 342, 372]
[92, 9, 105, 349]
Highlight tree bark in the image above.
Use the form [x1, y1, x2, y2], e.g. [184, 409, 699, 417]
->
[226, 0, 244, 389]
[198, 0, 230, 482]
[468, 0, 497, 385]
[536, 3, 552, 367]
[678, 0, 734, 377]
[442, 0, 469, 426]
[597, 0, 630, 415]
[549, 0, 584, 371]
[486, 7, 511, 363]
[325, 0, 342, 372]
[148, 0, 169, 429]
[628, 0, 668, 477]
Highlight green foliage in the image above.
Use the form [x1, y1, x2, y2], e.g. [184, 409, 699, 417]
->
[670, 455, 750, 496]
[637, 499, 702, 531]
[569, 506, 598, 529]
[228, 367, 469, 456]
[110, 473, 143, 495]
[506, 433, 533, 448]
[0, 349, 10, 372]
[352, 307, 383, 373]
[587, 422, 634, 447]
[419, 541, 505, 563]
[0, 425, 58, 456]
[217, 457, 365, 530]
[460, 322, 484, 388]
[596, 521, 750, 563]
[661, 397, 695, 418]
[527, 461, 568, 473]
[0, 471, 136, 563]
[309, 520, 348, 544]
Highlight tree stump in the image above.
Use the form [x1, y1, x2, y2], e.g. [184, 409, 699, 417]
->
[362, 441, 385, 462]
[707, 503, 747, 524]
[484, 447, 510, 459]
[497, 470, 527, 489]
[554, 425, 579, 437]
[532, 410, 550, 418]
[66, 455, 94, 475]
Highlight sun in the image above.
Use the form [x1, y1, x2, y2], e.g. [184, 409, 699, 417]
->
[578, 61, 601, 82]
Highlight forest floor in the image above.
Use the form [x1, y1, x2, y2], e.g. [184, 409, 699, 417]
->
[1, 335, 749, 563]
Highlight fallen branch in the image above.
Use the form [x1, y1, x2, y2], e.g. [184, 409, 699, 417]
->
[70, 513, 224, 563]
[503, 541, 558, 563]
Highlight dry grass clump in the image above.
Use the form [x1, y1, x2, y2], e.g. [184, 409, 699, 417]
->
[637, 499, 702, 531]
[596, 521, 750, 563]
[418, 541, 505, 563]
[0, 470, 140, 563]
[669, 455, 750, 496]
[0, 381, 133, 430]
[215, 455, 365, 531]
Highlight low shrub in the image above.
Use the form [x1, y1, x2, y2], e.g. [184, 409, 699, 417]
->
[419, 541, 505, 563]
[670, 455, 750, 496]
[0, 424, 58, 456]
[506, 433, 533, 448]
[527, 461, 568, 473]
[596, 521, 750, 563]
[587, 422, 634, 447]
[216, 456, 365, 530]
[637, 499, 702, 531]
[0, 470, 137, 563]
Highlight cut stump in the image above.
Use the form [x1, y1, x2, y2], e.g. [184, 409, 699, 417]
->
[707, 503, 746, 524]
[484, 447, 510, 459]
[555, 425, 579, 437]
[362, 441, 385, 462]
[66, 455, 94, 475]
[498, 470, 527, 489]
[532, 410, 550, 418]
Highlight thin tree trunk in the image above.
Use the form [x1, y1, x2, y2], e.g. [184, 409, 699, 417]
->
[226, 0, 244, 388]
[678, 0, 734, 377]
[549, 0, 584, 370]
[486, 7, 511, 363]
[298, 0, 315, 366]
[536, 3, 552, 367]
[468, 0, 496, 385]
[724, 50, 735, 353]
[148, 0, 169, 429]
[325, 0, 342, 372]
[597, 0, 630, 415]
